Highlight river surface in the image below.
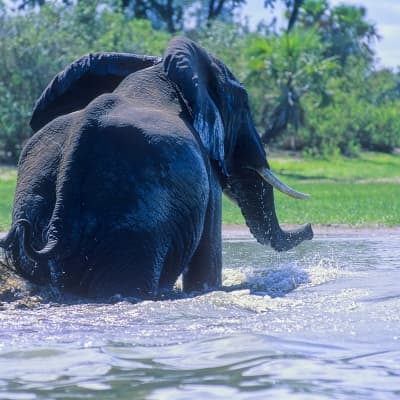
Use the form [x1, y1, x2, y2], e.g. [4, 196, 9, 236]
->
[0, 228, 399, 399]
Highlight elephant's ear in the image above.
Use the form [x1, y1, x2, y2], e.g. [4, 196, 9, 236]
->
[162, 37, 225, 164]
[30, 52, 161, 132]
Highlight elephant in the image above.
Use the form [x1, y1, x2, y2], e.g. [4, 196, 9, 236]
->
[0, 37, 313, 299]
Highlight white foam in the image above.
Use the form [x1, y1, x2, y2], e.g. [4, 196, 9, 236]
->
[222, 263, 309, 297]
[200, 289, 304, 313]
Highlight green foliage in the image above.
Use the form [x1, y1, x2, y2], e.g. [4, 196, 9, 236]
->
[360, 102, 400, 153]
[297, 59, 400, 157]
[245, 27, 337, 148]
[241, 0, 398, 157]
[0, 2, 171, 163]
[299, 100, 400, 158]
[0, 4, 84, 162]
[299, 0, 379, 66]
[94, 13, 171, 54]
[0, 0, 399, 162]
[243, 0, 389, 157]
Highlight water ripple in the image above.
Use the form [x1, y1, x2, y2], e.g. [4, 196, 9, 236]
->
[0, 233, 399, 399]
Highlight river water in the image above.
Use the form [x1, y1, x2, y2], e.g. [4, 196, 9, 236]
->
[0, 228, 399, 399]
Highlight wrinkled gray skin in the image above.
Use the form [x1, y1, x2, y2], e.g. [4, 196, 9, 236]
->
[0, 37, 313, 299]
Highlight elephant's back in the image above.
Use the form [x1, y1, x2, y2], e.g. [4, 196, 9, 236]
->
[79, 112, 209, 235]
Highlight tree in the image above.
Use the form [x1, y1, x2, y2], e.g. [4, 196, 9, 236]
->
[298, 0, 379, 66]
[262, 0, 305, 32]
[0, 1, 171, 162]
[0, 3, 88, 162]
[246, 28, 337, 149]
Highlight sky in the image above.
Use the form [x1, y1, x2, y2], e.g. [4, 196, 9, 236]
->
[241, 0, 400, 69]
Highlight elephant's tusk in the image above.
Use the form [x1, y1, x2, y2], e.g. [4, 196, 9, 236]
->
[252, 167, 310, 200]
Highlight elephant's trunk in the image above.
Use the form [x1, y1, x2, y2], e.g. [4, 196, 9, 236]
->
[270, 222, 313, 252]
[226, 168, 313, 251]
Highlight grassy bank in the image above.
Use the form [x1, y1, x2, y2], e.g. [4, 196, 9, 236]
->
[224, 181, 400, 226]
[1, 152, 400, 230]
[224, 152, 400, 226]
[0, 167, 17, 231]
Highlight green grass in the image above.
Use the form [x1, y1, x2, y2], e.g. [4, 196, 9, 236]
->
[223, 152, 400, 227]
[224, 182, 400, 226]
[0, 167, 17, 231]
[0, 152, 399, 230]
[270, 152, 400, 181]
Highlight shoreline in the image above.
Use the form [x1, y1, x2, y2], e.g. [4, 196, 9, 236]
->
[1, 224, 399, 241]
[221, 224, 400, 240]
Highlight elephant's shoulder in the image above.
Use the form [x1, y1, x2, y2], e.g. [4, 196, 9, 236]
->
[82, 93, 170, 123]
[87, 98, 191, 139]
[82, 92, 126, 118]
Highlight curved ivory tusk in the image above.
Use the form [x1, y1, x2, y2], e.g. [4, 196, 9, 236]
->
[252, 167, 310, 200]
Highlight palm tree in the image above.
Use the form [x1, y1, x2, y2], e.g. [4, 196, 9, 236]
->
[247, 27, 337, 149]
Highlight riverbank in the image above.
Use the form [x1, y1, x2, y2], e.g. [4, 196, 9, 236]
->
[2, 224, 399, 240]
[223, 152, 400, 226]
[221, 224, 400, 240]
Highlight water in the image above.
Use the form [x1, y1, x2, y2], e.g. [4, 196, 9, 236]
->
[0, 228, 399, 399]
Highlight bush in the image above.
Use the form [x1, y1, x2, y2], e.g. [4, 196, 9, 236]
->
[298, 95, 400, 157]
[0, 2, 171, 163]
[360, 103, 400, 152]
[0, 4, 89, 162]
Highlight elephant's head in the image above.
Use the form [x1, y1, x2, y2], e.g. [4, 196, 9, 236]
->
[163, 37, 313, 251]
